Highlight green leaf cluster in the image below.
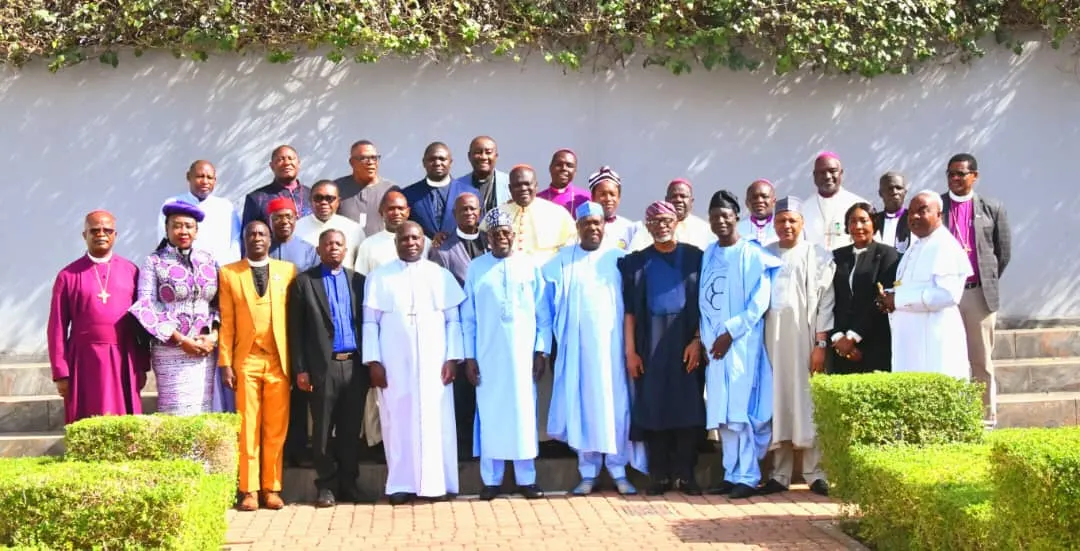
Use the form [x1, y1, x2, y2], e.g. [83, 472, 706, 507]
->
[1, 1, 1078, 75]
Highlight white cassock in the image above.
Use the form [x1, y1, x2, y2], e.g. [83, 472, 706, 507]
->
[628, 213, 713, 251]
[294, 213, 366, 268]
[361, 258, 465, 497]
[353, 230, 431, 275]
[802, 188, 867, 250]
[602, 216, 640, 251]
[889, 225, 972, 379]
[158, 192, 241, 264]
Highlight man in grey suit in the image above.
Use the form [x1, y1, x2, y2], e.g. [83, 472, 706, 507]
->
[429, 191, 487, 457]
[941, 153, 1011, 426]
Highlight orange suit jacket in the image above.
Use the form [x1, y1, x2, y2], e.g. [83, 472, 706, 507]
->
[218, 259, 296, 376]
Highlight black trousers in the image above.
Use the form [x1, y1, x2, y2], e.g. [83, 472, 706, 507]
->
[284, 383, 310, 459]
[644, 427, 702, 482]
[309, 355, 369, 497]
[453, 363, 476, 458]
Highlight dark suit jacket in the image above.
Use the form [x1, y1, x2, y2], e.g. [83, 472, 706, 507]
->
[830, 241, 900, 374]
[941, 193, 1011, 312]
[872, 211, 912, 253]
[403, 177, 454, 238]
[428, 232, 488, 286]
[287, 265, 365, 388]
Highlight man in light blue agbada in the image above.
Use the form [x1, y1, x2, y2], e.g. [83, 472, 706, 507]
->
[699, 190, 781, 499]
[462, 208, 553, 501]
[543, 202, 647, 496]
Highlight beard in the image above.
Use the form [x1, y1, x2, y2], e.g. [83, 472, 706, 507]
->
[653, 234, 673, 244]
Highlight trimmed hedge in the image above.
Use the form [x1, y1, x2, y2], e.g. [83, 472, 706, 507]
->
[810, 372, 984, 500]
[65, 413, 241, 477]
[990, 427, 1080, 550]
[0, 458, 234, 550]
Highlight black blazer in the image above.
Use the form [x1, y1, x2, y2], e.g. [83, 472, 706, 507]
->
[871, 211, 912, 253]
[941, 193, 1011, 312]
[287, 265, 366, 388]
[830, 241, 900, 374]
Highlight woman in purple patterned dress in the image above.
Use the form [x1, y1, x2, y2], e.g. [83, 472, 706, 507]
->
[129, 201, 220, 415]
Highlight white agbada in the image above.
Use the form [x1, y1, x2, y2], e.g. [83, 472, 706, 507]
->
[889, 225, 972, 379]
[629, 213, 712, 251]
[158, 192, 241, 264]
[602, 215, 640, 251]
[765, 240, 836, 449]
[294, 213, 365, 268]
[802, 188, 867, 250]
[361, 258, 465, 497]
[353, 230, 431, 275]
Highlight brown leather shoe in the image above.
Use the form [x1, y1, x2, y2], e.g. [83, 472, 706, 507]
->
[238, 492, 258, 511]
[262, 491, 285, 510]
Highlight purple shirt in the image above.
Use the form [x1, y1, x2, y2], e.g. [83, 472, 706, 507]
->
[537, 184, 591, 219]
[948, 198, 980, 285]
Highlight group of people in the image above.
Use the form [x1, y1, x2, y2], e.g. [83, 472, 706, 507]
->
[47, 136, 1010, 511]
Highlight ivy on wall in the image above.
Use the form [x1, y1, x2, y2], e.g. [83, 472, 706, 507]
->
[1, 1, 1077, 76]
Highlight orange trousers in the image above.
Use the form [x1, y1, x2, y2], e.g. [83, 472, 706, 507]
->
[236, 353, 290, 493]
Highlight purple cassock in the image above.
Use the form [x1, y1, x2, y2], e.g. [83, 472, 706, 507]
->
[47, 254, 150, 424]
[538, 184, 591, 219]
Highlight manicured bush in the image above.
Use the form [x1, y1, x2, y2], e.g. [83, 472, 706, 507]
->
[990, 426, 1080, 551]
[810, 372, 984, 500]
[64, 413, 241, 476]
[0, 458, 234, 550]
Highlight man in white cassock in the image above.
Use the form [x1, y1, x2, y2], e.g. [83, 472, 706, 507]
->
[159, 160, 242, 265]
[801, 152, 868, 250]
[354, 190, 430, 275]
[463, 208, 552, 501]
[362, 221, 464, 505]
[542, 202, 646, 497]
[762, 196, 836, 497]
[295, 180, 365, 268]
[878, 191, 972, 379]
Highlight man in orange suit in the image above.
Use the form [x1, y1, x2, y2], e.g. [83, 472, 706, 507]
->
[219, 220, 296, 511]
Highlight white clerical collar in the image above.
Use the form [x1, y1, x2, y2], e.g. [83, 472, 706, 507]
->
[853, 246, 868, 254]
[87, 252, 113, 264]
[457, 228, 480, 241]
[247, 258, 270, 267]
[949, 191, 974, 203]
[427, 176, 452, 189]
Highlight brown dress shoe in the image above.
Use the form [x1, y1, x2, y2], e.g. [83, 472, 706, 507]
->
[262, 491, 285, 510]
[238, 492, 259, 511]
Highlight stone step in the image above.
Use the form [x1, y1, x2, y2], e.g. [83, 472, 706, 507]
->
[0, 362, 157, 397]
[997, 391, 1080, 428]
[993, 327, 1080, 361]
[0, 394, 157, 433]
[995, 357, 1080, 394]
[0, 432, 64, 457]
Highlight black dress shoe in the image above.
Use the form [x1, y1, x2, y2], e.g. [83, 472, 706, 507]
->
[315, 489, 336, 508]
[479, 485, 500, 501]
[809, 479, 830, 496]
[426, 494, 451, 502]
[707, 481, 734, 495]
[758, 479, 788, 495]
[388, 492, 413, 505]
[646, 479, 672, 496]
[729, 483, 756, 499]
[518, 484, 544, 499]
[676, 478, 702, 496]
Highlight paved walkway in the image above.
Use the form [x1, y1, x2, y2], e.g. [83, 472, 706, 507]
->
[224, 485, 856, 550]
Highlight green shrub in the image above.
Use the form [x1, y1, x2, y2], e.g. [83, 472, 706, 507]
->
[810, 372, 984, 500]
[990, 426, 1080, 551]
[64, 413, 240, 477]
[0, 458, 234, 550]
[849, 443, 995, 551]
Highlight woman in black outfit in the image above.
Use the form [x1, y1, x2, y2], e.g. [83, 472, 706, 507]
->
[829, 202, 901, 374]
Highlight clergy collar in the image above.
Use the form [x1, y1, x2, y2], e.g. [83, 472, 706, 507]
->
[427, 176, 452, 188]
[750, 214, 773, 227]
[457, 227, 480, 241]
[885, 208, 906, 219]
[853, 245, 868, 254]
[605, 215, 617, 223]
[247, 257, 270, 268]
[87, 252, 113, 264]
[472, 172, 494, 186]
[948, 191, 975, 203]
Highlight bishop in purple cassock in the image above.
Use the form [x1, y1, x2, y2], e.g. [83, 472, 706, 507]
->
[47, 210, 149, 424]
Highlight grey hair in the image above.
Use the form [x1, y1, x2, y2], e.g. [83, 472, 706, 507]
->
[912, 189, 943, 210]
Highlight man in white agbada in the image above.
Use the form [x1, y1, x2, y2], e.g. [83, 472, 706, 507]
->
[699, 191, 782, 500]
[801, 152, 868, 250]
[295, 180, 365, 268]
[542, 201, 646, 497]
[354, 190, 429, 275]
[878, 191, 972, 379]
[158, 160, 241, 265]
[362, 221, 464, 505]
[463, 208, 552, 501]
[762, 196, 836, 497]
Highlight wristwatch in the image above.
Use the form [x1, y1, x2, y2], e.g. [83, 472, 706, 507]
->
[816, 340, 828, 349]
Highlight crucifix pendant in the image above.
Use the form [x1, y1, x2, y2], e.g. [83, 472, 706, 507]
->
[97, 289, 110, 304]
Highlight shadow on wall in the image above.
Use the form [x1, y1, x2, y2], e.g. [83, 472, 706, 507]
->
[1, 35, 1079, 354]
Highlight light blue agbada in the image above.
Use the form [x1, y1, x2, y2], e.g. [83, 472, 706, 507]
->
[699, 238, 781, 486]
[542, 244, 648, 478]
[462, 252, 553, 461]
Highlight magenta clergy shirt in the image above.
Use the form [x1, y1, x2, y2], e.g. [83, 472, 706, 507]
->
[948, 198, 980, 285]
[537, 184, 591, 219]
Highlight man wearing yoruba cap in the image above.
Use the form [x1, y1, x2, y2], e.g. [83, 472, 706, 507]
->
[542, 201, 647, 496]
[762, 196, 836, 497]
[462, 207, 553, 501]
[801, 151, 868, 250]
[618, 200, 706, 496]
[628, 178, 712, 251]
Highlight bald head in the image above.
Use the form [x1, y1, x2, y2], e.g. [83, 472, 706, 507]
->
[745, 179, 776, 220]
[380, 190, 410, 232]
[453, 192, 481, 232]
[907, 190, 944, 238]
[83, 210, 117, 258]
[85, 210, 115, 227]
[468, 136, 498, 177]
[509, 166, 539, 207]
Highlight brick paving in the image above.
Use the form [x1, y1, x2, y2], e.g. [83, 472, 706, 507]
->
[223, 484, 855, 550]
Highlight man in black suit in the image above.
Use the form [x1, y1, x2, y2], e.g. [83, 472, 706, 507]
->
[941, 153, 1011, 426]
[872, 171, 911, 254]
[288, 228, 370, 507]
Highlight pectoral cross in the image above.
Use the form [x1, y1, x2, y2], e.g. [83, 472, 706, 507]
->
[97, 289, 110, 304]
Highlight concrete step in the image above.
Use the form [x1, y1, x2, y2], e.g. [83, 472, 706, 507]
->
[0, 432, 64, 457]
[0, 362, 157, 397]
[0, 394, 157, 433]
[995, 357, 1080, 394]
[997, 392, 1080, 428]
[994, 327, 1080, 361]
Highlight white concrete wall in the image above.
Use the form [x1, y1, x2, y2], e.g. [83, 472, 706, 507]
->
[2, 40, 1077, 355]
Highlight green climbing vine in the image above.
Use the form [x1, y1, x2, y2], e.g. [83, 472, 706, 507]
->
[1, 1, 1078, 76]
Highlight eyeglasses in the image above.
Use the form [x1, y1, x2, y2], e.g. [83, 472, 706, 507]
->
[352, 155, 381, 164]
[87, 227, 116, 235]
[646, 218, 676, 227]
[946, 170, 975, 178]
[312, 194, 339, 203]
